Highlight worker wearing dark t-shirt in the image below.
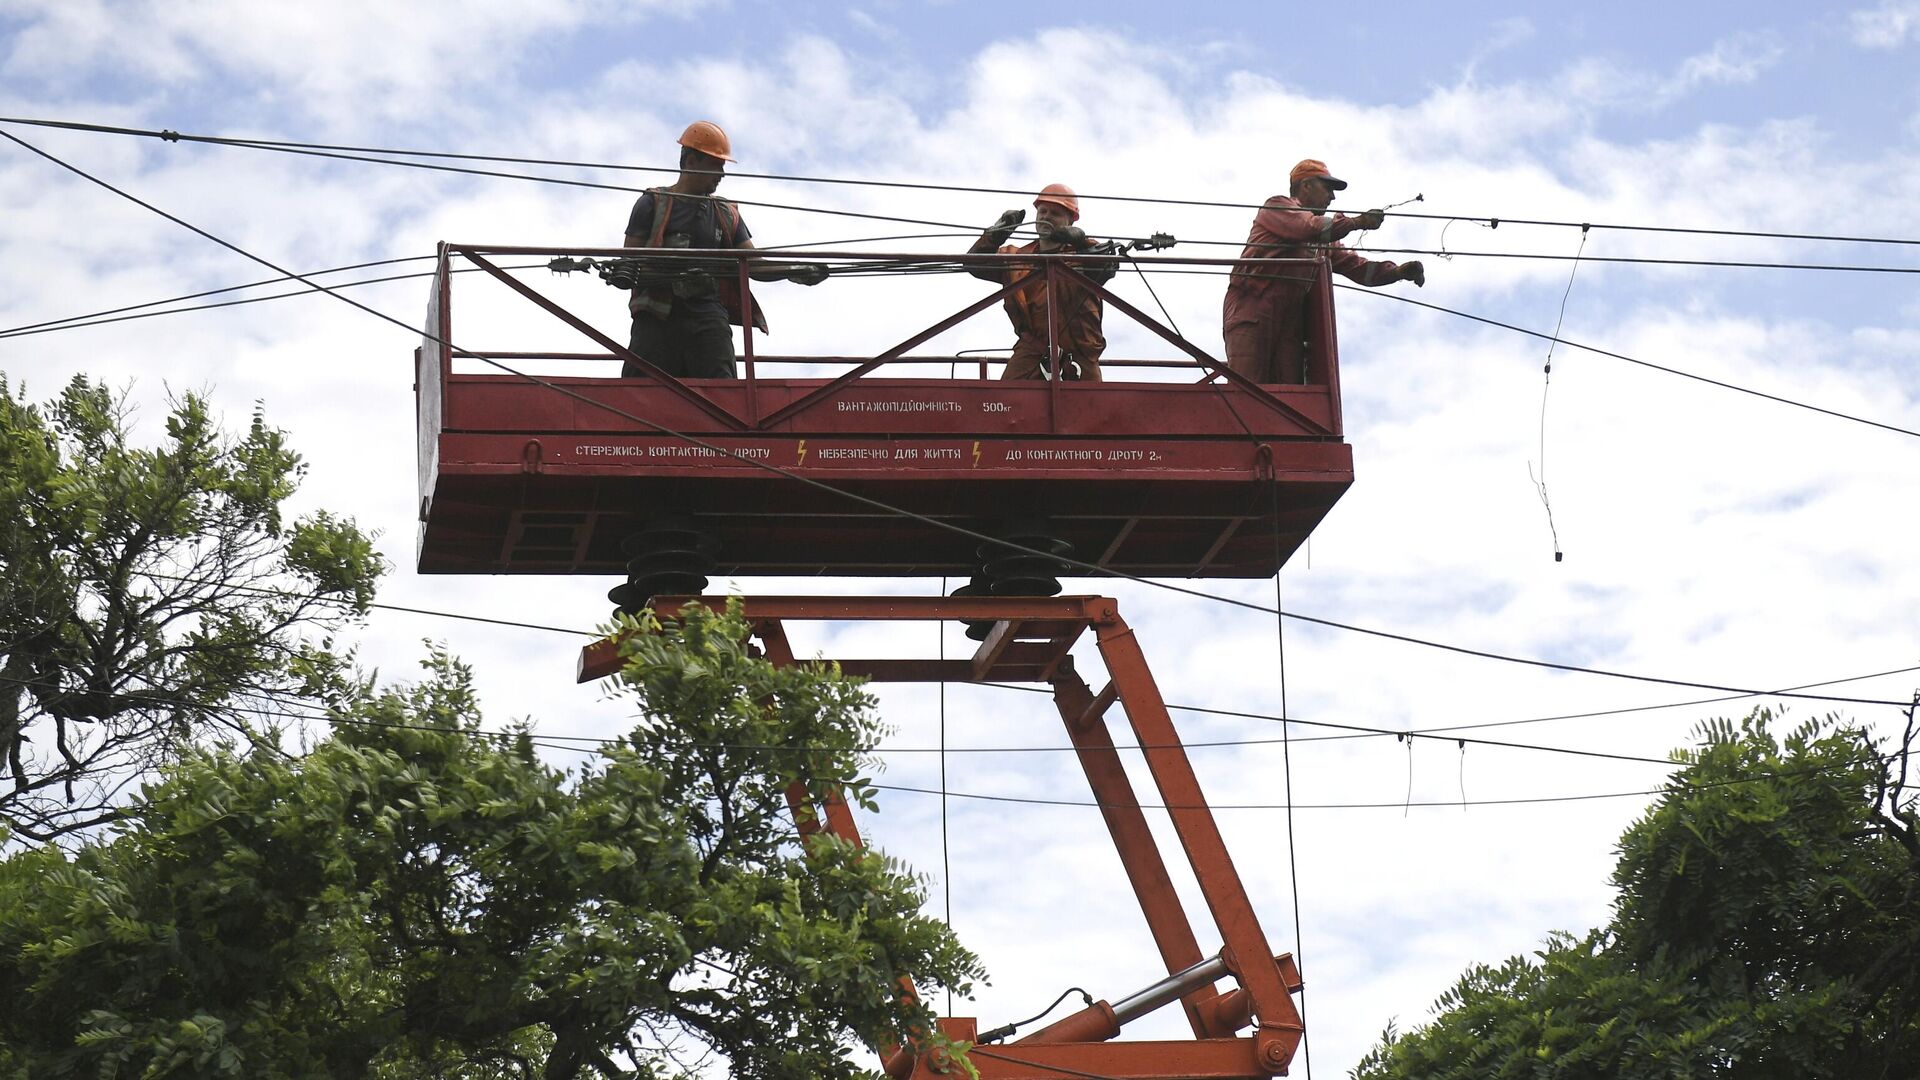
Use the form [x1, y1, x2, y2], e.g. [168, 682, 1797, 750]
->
[620, 121, 823, 379]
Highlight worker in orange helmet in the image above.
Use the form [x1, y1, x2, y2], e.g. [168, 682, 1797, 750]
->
[1222, 159, 1425, 384]
[620, 120, 825, 379]
[968, 183, 1118, 382]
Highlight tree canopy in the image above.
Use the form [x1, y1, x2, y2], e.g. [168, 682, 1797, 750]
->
[1352, 706, 1920, 1080]
[0, 601, 982, 1080]
[0, 374, 385, 842]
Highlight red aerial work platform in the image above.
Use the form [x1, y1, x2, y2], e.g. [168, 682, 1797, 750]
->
[417, 242, 1342, 1075]
[579, 595, 1307, 1079]
[413, 243, 1353, 605]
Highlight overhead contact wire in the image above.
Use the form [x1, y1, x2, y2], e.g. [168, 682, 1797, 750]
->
[8, 128, 1913, 711]
[1340, 284, 1920, 439]
[10, 114, 1920, 249]
[130, 571, 1920, 747]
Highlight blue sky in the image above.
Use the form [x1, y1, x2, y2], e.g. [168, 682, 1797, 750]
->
[3, 2, 1918, 1075]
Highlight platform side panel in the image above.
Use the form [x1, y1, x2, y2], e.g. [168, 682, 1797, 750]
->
[441, 377, 762, 439]
[415, 462, 1352, 578]
[436, 378, 1340, 440]
[416, 250, 451, 539]
[431, 432, 1352, 482]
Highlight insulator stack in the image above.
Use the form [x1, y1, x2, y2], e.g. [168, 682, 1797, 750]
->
[607, 512, 717, 615]
[945, 519, 1073, 641]
[949, 573, 996, 641]
[982, 518, 1072, 597]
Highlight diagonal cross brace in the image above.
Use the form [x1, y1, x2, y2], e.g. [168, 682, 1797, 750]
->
[1059, 263, 1334, 437]
[753, 276, 1028, 430]
[457, 247, 748, 431]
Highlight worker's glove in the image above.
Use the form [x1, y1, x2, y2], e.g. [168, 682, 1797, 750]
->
[1354, 208, 1387, 230]
[789, 263, 830, 286]
[985, 208, 1027, 246]
[1047, 225, 1093, 248]
[1400, 261, 1426, 287]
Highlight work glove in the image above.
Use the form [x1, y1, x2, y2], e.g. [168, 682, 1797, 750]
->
[1400, 261, 1426, 287]
[1051, 225, 1092, 248]
[1354, 208, 1386, 230]
[789, 263, 830, 286]
[985, 208, 1026, 246]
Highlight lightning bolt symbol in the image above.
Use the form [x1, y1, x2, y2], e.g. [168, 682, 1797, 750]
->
[796, 439, 807, 466]
[971, 441, 981, 468]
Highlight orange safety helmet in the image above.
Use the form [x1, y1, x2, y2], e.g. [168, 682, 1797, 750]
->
[1033, 182, 1080, 222]
[1289, 159, 1347, 190]
[678, 120, 736, 163]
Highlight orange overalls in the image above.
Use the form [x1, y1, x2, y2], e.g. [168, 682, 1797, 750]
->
[1222, 195, 1405, 384]
[969, 235, 1115, 382]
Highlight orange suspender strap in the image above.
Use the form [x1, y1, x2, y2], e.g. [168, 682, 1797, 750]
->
[648, 190, 738, 248]
[646, 189, 674, 247]
[714, 200, 740, 246]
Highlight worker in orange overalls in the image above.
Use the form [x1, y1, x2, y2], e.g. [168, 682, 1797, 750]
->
[968, 184, 1118, 382]
[1222, 159, 1426, 384]
[620, 120, 824, 378]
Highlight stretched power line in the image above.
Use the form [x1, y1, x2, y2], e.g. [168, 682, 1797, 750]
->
[0, 254, 431, 337]
[64, 573, 1920, 765]
[306, 694, 1896, 813]
[0, 697, 1868, 815]
[1057, 259, 1918, 437]
[0, 232, 961, 342]
[1170, 234, 1920, 274]
[1326, 244, 1920, 276]
[1167, 663, 1920, 743]
[1339, 283, 1920, 439]
[1075, 255, 1920, 440]
[10, 127, 1912, 710]
[8, 614, 1873, 768]
[394, 737, 1881, 814]
[13, 252, 1912, 461]
[1121, 235, 1920, 272]
[0, 663, 1696, 772]
[7, 653, 1903, 813]
[759, 232, 978, 251]
[0, 252, 977, 340]
[139, 571, 596, 637]
[8, 115, 1919, 250]
[0, 261, 550, 340]
[141, 567, 1918, 742]
[863, 750, 1891, 810]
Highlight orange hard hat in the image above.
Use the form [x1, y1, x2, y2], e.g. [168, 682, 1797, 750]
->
[1289, 159, 1347, 190]
[1033, 182, 1080, 222]
[678, 120, 736, 163]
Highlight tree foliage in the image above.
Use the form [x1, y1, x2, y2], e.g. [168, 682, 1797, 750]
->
[1352, 706, 1920, 1079]
[0, 374, 385, 842]
[0, 601, 983, 1080]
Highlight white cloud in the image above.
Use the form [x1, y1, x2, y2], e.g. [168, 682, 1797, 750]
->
[1561, 32, 1784, 112]
[1849, 1, 1920, 47]
[2, 20, 1917, 1078]
[0, 0, 707, 129]
[1671, 32, 1784, 89]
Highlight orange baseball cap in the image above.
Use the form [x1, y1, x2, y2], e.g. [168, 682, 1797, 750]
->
[1290, 159, 1348, 190]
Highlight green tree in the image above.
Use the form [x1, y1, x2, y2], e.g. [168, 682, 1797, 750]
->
[0, 601, 982, 1080]
[0, 374, 384, 842]
[1352, 706, 1920, 1080]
